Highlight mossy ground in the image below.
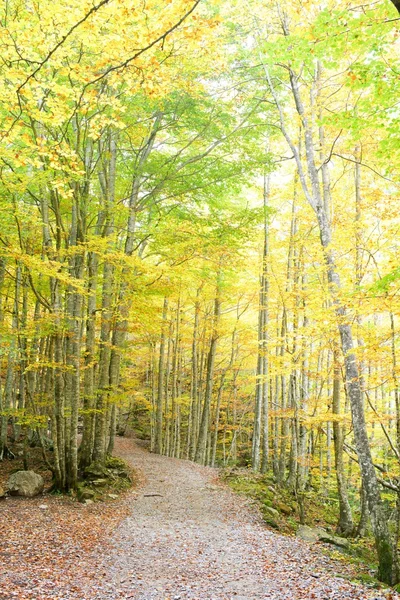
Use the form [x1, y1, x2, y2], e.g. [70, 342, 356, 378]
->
[76, 455, 135, 502]
[0, 438, 135, 503]
[221, 468, 382, 587]
[221, 468, 335, 533]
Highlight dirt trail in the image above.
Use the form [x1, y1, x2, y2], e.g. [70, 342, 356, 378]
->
[86, 438, 392, 600]
[1, 436, 395, 600]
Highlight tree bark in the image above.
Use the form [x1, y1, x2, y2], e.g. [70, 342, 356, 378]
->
[155, 297, 168, 454]
[195, 281, 221, 465]
[333, 349, 354, 536]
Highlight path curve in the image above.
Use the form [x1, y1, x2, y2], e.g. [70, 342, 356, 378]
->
[87, 437, 392, 600]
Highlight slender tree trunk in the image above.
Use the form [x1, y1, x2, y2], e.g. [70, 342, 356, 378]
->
[0, 259, 7, 460]
[254, 167, 270, 473]
[0, 263, 20, 460]
[195, 282, 221, 465]
[93, 133, 117, 465]
[188, 290, 201, 459]
[170, 296, 181, 457]
[80, 251, 99, 468]
[333, 348, 354, 536]
[155, 297, 168, 454]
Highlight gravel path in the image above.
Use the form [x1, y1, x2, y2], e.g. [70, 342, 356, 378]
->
[86, 438, 396, 600]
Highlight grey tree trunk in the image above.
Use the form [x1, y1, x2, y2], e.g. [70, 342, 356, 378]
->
[80, 250, 99, 468]
[195, 283, 221, 465]
[155, 297, 168, 454]
[170, 296, 181, 457]
[93, 133, 117, 465]
[0, 263, 20, 460]
[188, 290, 201, 459]
[332, 350, 354, 536]
[0, 259, 7, 460]
[254, 171, 270, 472]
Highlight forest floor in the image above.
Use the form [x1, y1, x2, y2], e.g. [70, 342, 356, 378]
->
[0, 437, 399, 600]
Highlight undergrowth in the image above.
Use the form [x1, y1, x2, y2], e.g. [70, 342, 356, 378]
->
[221, 468, 380, 586]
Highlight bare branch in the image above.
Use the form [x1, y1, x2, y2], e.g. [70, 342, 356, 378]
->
[331, 153, 396, 183]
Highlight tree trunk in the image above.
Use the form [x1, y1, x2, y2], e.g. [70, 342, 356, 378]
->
[195, 284, 221, 465]
[155, 297, 168, 454]
[333, 349, 354, 536]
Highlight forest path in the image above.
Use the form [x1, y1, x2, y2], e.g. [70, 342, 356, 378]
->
[88, 437, 389, 600]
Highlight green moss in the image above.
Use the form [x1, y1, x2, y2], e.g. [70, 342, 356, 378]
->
[274, 501, 293, 515]
[354, 573, 380, 587]
[376, 536, 396, 586]
[77, 456, 134, 502]
[105, 456, 128, 469]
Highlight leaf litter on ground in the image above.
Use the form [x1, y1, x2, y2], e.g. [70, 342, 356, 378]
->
[0, 436, 398, 600]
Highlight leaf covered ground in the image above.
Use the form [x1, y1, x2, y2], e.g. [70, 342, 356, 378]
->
[0, 437, 399, 600]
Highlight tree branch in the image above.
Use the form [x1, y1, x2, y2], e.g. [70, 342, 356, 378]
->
[16, 0, 113, 97]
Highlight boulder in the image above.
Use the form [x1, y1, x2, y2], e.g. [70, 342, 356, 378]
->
[77, 486, 95, 502]
[274, 501, 293, 515]
[319, 533, 350, 549]
[296, 525, 350, 549]
[7, 470, 44, 498]
[296, 525, 326, 543]
[264, 506, 280, 519]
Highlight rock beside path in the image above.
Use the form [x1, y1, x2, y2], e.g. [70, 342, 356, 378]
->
[296, 525, 327, 542]
[7, 470, 44, 497]
[320, 532, 350, 549]
[297, 524, 350, 549]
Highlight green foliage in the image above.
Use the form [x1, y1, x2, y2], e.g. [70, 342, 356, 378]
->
[370, 268, 400, 294]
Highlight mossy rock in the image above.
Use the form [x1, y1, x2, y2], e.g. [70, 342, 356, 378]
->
[91, 478, 108, 487]
[264, 506, 280, 519]
[83, 458, 132, 492]
[274, 501, 293, 515]
[262, 498, 273, 508]
[319, 533, 350, 549]
[259, 487, 274, 501]
[112, 468, 131, 480]
[262, 512, 279, 530]
[84, 462, 109, 479]
[76, 485, 95, 502]
[105, 456, 127, 469]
